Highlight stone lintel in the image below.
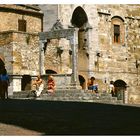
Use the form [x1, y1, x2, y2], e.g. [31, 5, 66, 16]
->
[39, 28, 75, 40]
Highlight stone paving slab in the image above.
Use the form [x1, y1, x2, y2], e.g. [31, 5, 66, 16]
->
[0, 123, 43, 136]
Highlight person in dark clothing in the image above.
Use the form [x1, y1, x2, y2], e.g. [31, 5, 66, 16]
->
[0, 68, 9, 99]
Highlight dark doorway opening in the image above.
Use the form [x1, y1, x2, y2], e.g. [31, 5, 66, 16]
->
[46, 69, 57, 74]
[0, 58, 5, 74]
[114, 79, 127, 100]
[22, 75, 32, 91]
[79, 75, 86, 89]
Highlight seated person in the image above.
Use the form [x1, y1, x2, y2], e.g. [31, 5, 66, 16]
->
[87, 77, 98, 93]
[27, 75, 44, 98]
[47, 75, 55, 95]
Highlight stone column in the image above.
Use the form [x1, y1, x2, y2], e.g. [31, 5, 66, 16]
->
[69, 29, 80, 89]
[86, 25, 93, 77]
[39, 40, 46, 75]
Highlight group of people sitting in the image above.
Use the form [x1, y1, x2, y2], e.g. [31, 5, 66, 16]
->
[29, 75, 100, 98]
[27, 75, 55, 98]
[0, 72, 115, 99]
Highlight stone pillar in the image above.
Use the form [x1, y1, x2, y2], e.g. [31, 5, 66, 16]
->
[9, 75, 22, 94]
[86, 25, 93, 77]
[39, 40, 46, 75]
[124, 89, 128, 104]
[69, 29, 80, 89]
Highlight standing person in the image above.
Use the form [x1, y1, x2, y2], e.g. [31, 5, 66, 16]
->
[109, 81, 115, 97]
[0, 68, 10, 99]
[47, 75, 55, 95]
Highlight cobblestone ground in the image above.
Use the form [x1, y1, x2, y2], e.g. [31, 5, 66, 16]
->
[0, 123, 43, 135]
[0, 99, 140, 135]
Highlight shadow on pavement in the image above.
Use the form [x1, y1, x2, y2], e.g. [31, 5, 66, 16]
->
[0, 99, 140, 135]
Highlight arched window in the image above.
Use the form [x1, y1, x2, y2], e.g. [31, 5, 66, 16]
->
[71, 6, 88, 28]
[111, 16, 125, 45]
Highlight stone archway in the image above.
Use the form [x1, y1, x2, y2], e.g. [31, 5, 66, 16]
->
[114, 79, 127, 87]
[114, 79, 127, 100]
[46, 69, 57, 74]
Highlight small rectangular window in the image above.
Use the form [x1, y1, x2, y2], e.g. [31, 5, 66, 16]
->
[114, 25, 120, 43]
[18, 19, 26, 32]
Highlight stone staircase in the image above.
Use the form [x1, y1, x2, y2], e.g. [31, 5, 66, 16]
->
[9, 89, 123, 104]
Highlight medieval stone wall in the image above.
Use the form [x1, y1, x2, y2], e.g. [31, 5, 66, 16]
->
[44, 38, 71, 74]
[0, 31, 40, 75]
[0, 5, 42, 33]
[12, 32, 40, 75]
[40, 4, 140, 104]
[0, 4, 42, 75]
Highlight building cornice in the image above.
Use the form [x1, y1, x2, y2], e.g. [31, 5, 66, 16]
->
[0, 5, 44, 18]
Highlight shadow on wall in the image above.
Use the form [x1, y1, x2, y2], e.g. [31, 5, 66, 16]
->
[0, 58, 5, 74]
[0, 99, 140, 135]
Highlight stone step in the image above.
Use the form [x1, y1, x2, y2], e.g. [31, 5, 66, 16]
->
[10, 89, 121, 104]
[19, 97, 122, 104]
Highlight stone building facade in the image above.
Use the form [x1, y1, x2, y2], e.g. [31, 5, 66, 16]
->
[0, 4, 43, 94]
[39, 4, 140, 104]
[0, 4, 140, 104]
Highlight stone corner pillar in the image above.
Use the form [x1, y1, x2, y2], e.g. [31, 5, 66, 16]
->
[9, 75, 22, 95]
